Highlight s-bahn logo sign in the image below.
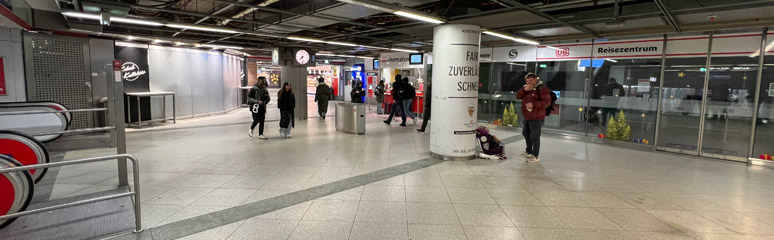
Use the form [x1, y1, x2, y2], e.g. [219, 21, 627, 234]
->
[508, 49, 519, 59]
[555, 47, 570, 57]
[121, 62, 146, 82]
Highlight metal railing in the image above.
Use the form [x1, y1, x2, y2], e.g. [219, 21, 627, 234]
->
[0, 108, 115, 136]
[0, 154, 143, 233]
[0, 108, 109, 116]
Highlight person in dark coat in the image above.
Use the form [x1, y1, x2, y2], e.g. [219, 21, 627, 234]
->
[375, 80, 386, 114]
[248, 76, 270, 139]
[417, 83, 432, 133]
[350, 81, 365, 103]
[315, 77, 331, 119]
[277, 82, 296, 138]
[383, 75, 407, 126]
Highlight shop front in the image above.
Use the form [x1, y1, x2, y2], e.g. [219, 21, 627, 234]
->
[478, 28, 774, 163]
[379, 52, 430, 116]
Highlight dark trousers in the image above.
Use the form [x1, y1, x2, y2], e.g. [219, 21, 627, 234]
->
[385, 100, 406, 124]
[419, 109, 431, 131]
[523, 119, 544, 157]
[318, 100, 329, 117]
[250, 106, 266, 135]
[280, 110, 294, 128]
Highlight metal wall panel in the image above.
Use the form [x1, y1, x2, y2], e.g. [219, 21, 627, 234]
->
[191, 51, 210, 116]
[207, 52, 224, 114]
[23, 32, 92, 129]
[170, 48, 193, 117]
[148, 46, 174, 120]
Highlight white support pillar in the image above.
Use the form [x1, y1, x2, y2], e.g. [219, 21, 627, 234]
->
[430, 24, 481, 160]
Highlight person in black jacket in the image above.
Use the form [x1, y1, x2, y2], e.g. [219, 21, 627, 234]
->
[350, 81, 365, 103]
[248, 76, 270, 139]
[383, 75, 407, 126]
[278, 82, 296, 138]
[401, 77, 417, 125]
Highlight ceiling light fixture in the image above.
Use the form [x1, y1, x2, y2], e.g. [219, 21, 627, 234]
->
[200, 44, 243, 49]
[360, 45, 391, 50]
[287, 36, 325, 43]
[390, 48, 419, 53]
[166, 24, 240, 34]
[394, 11, 444, 24]
[175, 42, 184, 46]
[62, 11, 101, 20]
[482, 31, 539, 45]
[111, 17, 164, 26]
[327, 41, 358, 47]
[127, 36, 135, 40]
[316, 53, 337, 56]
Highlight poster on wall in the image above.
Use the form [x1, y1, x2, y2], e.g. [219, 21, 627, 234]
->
[0, 57, 6, 96]
[115, 45, 151, 122]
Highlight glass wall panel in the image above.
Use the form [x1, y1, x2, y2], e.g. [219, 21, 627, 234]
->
[478, 61, 534, 125]
[701, 56, 757, 158]
[536, 60, 590, 133]
[657, 57, 707, 152]
[753, 55, 774, 157]
[589, 58, 661, 143]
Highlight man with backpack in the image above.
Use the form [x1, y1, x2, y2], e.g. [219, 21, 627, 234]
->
[516, 73, 553, 163]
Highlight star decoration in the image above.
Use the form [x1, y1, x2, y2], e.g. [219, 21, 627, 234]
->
[597, 110, 603, 114]
[578, 107, 583, 112]
[641, 113, 646, 118]
[744, 76, 748, 80]
[763, 119, 769, 124]
[677, 72, 686, 78]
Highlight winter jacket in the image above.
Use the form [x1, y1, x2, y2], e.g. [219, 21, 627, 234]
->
[516, 81, 551, 121]
[375, 84, 385, 103]
[392, 81, 407, 100]
[315, 84, 331, 102]
[248, 86, 270, 106]
[350, 87, 364, 103]
[278, 91, 296, 111]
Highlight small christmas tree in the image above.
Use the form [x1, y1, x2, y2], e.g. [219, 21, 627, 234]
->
[605, 110, 632, 141]
[622, 125, 632, 142]
[606, 118, 620, 140]
[502, 105, 512, 126]
[508, 103, 519, 126]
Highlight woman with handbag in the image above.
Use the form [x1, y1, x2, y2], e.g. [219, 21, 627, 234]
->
[248, 77, 270, 139]
[278, 82, 296, 138]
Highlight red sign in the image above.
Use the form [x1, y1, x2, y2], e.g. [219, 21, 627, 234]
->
[555, 47, 570, 57]
[0, 58, 5, 96]
[112, 60, 123, 71]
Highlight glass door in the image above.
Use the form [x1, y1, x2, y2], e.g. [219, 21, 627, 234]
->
[700, 57, 757, 160]
[657, 57, 707, 154]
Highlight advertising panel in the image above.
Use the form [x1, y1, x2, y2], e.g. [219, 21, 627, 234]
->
[115, 43, 151, 122]
[430, 24, 481, 159]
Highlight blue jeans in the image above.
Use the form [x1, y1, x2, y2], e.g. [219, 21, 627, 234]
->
[403, 98, 416, 119]
[377, 101, 384, 114]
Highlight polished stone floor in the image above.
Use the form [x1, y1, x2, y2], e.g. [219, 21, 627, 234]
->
[38, 104, 774, 240]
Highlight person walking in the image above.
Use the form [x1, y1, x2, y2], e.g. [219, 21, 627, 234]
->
[401, 77, 417, 125]
[350, 81, 365, 103]
[383, 75, 407, 126]
[248, 76, 270, 139]
[315, 77, 331, 119]
[277, 82, 296, 138]
[375, 80, 386, 114]
[516, 73, 551, 163]
[417, 83, 432, 133]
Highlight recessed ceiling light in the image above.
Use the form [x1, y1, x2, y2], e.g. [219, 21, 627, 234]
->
[482, 31, 539, 45]
[390, 48, 419, 53]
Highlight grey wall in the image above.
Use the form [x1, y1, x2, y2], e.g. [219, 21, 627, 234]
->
[147, 45, 241, 119]
[89, 38, 115, 107]
[0, 27, 25, 102]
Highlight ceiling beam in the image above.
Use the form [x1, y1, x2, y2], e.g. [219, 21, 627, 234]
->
[496, 0, 600, 38]
[652, 0, 680, 32]
[207, 0, 385, 30]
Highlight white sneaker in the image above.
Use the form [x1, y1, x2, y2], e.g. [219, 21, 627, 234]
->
[248, 129, 253, 138]
[520, 152, 534, 158]
[279, 129, 286, 137]
[526, 157, 540, 163]
[412, 117, 417, 125]
[258, 135, 268, 139]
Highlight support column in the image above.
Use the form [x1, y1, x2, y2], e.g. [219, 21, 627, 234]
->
[281, 66, 308, 120]
[430, 24, 481, 160]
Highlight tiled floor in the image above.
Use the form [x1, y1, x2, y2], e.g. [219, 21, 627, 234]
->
[36, 103, 774, 240]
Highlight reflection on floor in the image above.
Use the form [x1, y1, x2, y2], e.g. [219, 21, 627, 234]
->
[35, 107, 774, 240]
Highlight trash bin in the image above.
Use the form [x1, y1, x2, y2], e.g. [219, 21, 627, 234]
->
[335, 102, 366, 134]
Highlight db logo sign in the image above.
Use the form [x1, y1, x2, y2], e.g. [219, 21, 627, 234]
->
[555, 47, 570, 57]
